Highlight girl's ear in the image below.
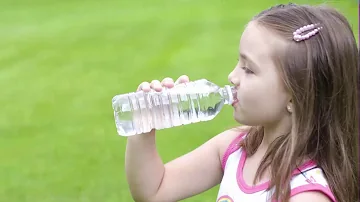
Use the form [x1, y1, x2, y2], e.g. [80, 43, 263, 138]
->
[287, 99, 293, 113]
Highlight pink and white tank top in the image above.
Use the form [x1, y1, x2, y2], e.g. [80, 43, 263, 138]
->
[217, 133, 336, 202]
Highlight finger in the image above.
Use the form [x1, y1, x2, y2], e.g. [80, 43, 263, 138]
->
[174, 75, 190, 85]
[161, 77, 174, 88]
[150, 80, 163, 92]
[137, 82, 151, 92]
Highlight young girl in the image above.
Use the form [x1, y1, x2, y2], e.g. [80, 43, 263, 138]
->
[124, 3, 358, 202]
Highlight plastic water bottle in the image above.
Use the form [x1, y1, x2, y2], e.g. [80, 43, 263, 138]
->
[111, 79, 237, 136]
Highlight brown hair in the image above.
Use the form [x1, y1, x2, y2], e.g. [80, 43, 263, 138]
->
[239, 3, 359, 202]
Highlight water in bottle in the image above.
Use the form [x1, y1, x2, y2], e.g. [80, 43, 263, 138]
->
[111, 79, 237, 136]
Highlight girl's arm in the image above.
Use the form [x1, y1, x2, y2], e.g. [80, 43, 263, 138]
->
[125, 128, 242, 202]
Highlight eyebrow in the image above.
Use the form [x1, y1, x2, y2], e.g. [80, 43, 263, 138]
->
[240, 53, 258, 69]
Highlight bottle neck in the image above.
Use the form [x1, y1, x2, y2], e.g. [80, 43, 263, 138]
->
[221, 85, 236, 105]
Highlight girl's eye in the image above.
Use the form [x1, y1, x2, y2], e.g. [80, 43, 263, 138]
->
[241, 66, 253, 74]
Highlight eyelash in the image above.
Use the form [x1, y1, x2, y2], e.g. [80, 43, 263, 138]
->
[237, 59, 253, 74]
[241, 66, 253, 74]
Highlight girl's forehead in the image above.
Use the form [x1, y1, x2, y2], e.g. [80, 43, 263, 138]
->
[239, 22, 286, 61]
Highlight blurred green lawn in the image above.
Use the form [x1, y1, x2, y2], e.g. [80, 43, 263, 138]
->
[0, 0, 357, 201]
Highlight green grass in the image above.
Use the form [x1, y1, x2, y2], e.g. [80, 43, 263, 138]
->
[0, 0, 357, 201]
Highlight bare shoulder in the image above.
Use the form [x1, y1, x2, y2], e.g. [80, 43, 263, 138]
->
[290, 192, 332, 202]
[214, 125, 251, 161]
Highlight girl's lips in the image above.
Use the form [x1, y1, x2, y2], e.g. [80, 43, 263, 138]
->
[231, 89, 238, 106]
[232, 98, 239, 106]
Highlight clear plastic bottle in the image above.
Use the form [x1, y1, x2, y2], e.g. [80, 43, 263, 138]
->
[111, 79, 237, 136]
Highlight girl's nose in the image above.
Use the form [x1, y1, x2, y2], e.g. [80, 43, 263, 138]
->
[228, 70, 235, 85]
[228, 69, 239, 86]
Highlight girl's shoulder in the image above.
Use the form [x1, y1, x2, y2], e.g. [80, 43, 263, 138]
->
[217, 126, 250, 170]
[290, 164, 335, 201]
[216, 126, 336, 201]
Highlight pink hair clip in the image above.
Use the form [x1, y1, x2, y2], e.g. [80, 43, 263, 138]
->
[293, 23, 323, 42]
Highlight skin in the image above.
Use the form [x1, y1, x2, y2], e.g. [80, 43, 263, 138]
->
[124, 21, 331, 202]
[228, 21, 293, 146]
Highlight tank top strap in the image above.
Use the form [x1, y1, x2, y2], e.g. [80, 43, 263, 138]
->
[290, 164, 336, 202]
[221, 132, 247, 170]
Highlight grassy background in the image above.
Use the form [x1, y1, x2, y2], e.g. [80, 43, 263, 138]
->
[0, 0, 357, 201]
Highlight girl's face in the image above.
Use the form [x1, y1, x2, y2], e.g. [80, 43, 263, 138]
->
[228, 21, 291, 127]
